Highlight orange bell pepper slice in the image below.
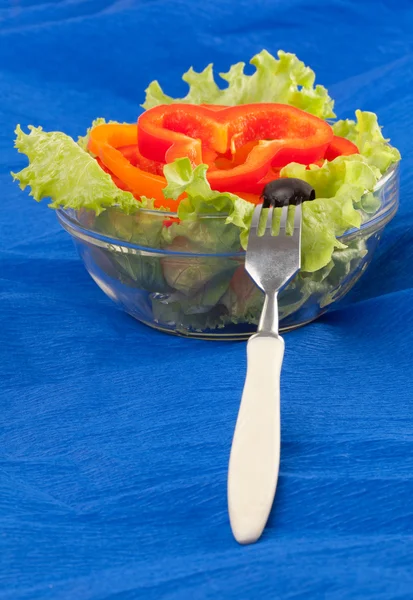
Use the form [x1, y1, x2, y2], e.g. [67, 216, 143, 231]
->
[88, 124, 179, 210]
[117, 144, 165, 176]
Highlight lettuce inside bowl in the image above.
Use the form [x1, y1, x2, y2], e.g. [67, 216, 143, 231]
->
[52, 160, 399, 338]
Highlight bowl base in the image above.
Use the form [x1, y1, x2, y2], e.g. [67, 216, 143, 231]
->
[128, 313, 324, 340]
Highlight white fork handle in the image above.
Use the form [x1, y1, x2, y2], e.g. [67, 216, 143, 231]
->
[228, 333, 284, 544]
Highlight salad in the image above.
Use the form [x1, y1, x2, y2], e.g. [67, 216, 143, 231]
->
[12, 50, 401, 333]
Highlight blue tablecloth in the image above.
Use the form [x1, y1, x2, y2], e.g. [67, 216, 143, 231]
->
[1, 1, 413, 598]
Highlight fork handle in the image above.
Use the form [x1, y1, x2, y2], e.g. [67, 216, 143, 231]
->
[228, 333, 284, 544]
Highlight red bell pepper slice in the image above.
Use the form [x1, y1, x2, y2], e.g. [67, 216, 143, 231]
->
[163, 216, 181, 227]
[137, 103, 333, 193]
[138, 104, 228, 164]
[324, 135, 359, 161]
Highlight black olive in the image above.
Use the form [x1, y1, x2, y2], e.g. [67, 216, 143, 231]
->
[261, 178, 316, 208]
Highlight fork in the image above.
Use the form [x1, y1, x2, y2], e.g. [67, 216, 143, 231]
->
[227, 201, 302, 545]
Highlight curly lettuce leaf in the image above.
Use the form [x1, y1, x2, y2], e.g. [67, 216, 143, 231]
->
[161, 155, 380, 273]
[280, 156, 379, 271]
[162, 157, 253, 253]
[333, 110, 401, 174]
[143, 49, 335, 119]
[12, 125, 139, 215]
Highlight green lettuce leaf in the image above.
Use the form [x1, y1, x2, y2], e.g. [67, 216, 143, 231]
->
[143, 49, 335, 119]
[12, 125, 139, 215]
[159, 160, 243, 300]
[357, 191, 381, 215]
[161, 236, 236, 296]
[92, 208, 169, 292]
[161, 155, 380, 273]
[333, 110, 401, 174]
[280, 155, 379, 271]
[162, 157, 253, 253]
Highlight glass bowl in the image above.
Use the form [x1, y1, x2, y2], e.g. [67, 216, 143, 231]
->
[56, 164, 399, 339]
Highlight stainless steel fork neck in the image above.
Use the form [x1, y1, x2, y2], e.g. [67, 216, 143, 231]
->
[257, 291, 279, 335]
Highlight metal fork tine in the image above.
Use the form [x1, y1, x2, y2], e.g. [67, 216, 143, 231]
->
[279, 205, 289, 235]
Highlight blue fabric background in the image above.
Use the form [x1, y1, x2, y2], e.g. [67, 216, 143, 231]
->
[1, 1, 413, 598]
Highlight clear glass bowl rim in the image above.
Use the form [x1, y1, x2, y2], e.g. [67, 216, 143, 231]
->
[57, 162, 399, 259]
